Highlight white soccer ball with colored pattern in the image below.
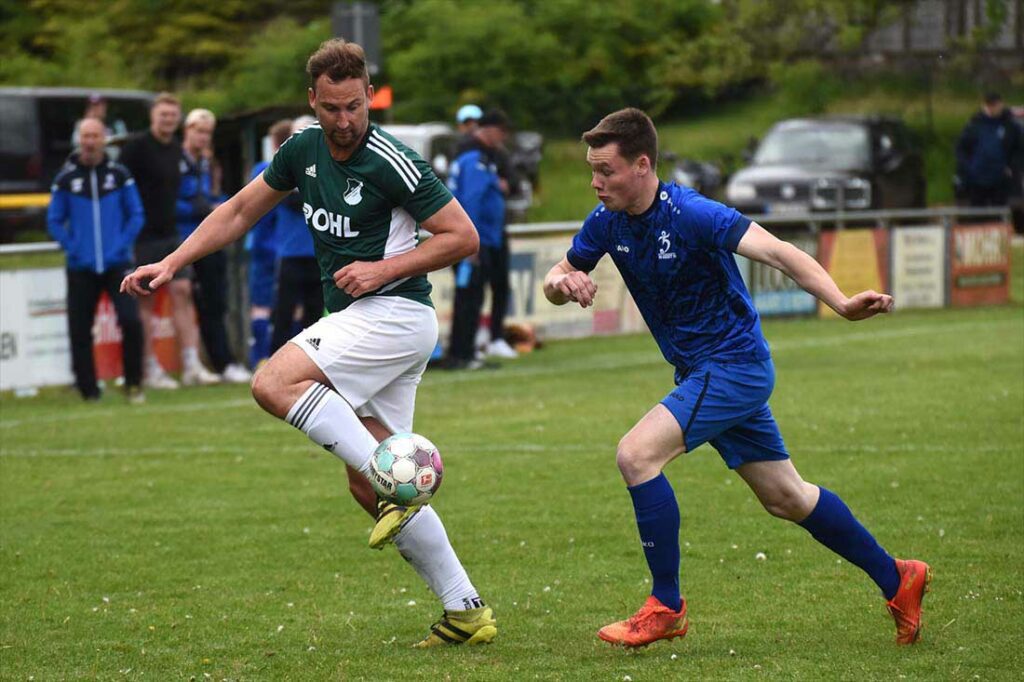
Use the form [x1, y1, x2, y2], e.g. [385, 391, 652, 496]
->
[368, 433, 444, 505]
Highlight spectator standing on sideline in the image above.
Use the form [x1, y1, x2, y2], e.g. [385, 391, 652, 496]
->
[71, 93, 127, 147]
[48, 118, 145, 403]
[956, 92, 1022, 207]
[120, 93, 219, 389]
[446, 109, 517, 367]
[245, 119, 292, 368]
[455, 104, 483, 138]
[269, 116, 324, 355]
[176, 108, 251, 383]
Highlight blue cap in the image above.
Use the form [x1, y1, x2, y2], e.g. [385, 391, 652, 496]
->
[456, 104, 483, 124]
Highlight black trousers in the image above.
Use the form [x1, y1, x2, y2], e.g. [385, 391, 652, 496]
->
[270, 257, 324, 354]
[447, 242, 511, 361]
[66, 266, 143, 397]
[193, 250, 234, 372]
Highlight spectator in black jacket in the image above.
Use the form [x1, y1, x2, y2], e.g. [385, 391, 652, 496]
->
[955, 92, 1022, 207]
[121, 93, 219, 389]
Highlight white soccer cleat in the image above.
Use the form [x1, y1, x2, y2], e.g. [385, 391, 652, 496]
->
[220, 363, 252, 384]
[486, 338, 519, 359]
[181, 364, 220, 386]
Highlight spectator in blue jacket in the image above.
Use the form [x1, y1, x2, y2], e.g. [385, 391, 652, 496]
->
[956, 92, 1022, 207]
[47, 118, 145, 402]
[445, 109, 517, 368]
[269, 116, 324, 355]
[177, 108, 250, 383]
[245, 119, 292, 367]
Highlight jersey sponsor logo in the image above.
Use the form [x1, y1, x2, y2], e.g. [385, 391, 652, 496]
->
[616, 244, 630, 253]
[344, 178, 364, 206]
[302, 203, 361, 238]
[305, 164, 317, 178]
[658, 230, 677, 260]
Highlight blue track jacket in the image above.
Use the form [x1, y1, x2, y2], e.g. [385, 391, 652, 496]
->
[47, 153, 145, 272]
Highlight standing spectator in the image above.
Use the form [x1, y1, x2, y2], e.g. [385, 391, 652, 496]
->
[269, 116, 324, 355]
[47, 118, 145, 403]
[245, 119, 292, 368]
[446, 109, 517, 367]
[120, 92, 219, 388]
[177, 108, 251, 383]
[71, 93, 128, 147]
[455, 104, 483, 137]
[956, 92, 1022, 207]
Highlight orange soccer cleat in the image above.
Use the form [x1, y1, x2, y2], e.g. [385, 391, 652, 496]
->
[886, 558, 932, 645]
[597, 596, 689, 648]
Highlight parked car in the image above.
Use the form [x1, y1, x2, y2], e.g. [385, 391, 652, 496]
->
[0, 87, 153, 242]
[725, 116, 926, 217]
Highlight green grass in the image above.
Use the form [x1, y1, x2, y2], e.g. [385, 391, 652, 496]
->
[2, 298, 1022, 679]
[527, 85, 1022, 223]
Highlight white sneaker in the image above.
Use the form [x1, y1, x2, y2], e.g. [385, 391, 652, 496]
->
[220, 363, 252, 384]
[181, 364, 221, 386]
[144, 371, 179, 390]
[487, 338, 519, 359]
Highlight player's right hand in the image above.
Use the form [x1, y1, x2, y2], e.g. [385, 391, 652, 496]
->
[557, 271, 597, 308]
[121, 262, 174, 297]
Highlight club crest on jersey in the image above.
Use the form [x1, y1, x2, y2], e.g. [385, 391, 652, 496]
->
[344, 179, 364, 206]
[103, 173, 117, 190]
[302, 203, 360, 238]
[658, 230, 677, 260]
[70, 177, 84, 193]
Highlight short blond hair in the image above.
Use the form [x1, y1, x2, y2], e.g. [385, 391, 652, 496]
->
[185, 108, 216, 129]
[151, 92, 180, 109]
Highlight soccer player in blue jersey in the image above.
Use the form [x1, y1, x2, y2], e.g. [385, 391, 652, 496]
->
[543, 108, 930, 648]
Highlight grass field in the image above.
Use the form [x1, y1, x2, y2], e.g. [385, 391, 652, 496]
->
[2, 297, 1022, 680]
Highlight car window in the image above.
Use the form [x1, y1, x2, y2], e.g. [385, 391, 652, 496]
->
[0, 96, 42, 187]
[755, 123, 870, 169]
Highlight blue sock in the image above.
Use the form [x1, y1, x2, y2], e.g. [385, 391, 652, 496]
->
[628, 473, 682, 612]
[249, 318, 270, 367]
[798, 487, 900, 600]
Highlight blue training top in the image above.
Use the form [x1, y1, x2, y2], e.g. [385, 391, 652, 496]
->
[567, 182, 770, 375]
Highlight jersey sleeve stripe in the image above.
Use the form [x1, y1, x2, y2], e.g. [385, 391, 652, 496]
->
[367, 140, 417, 193]
[370, 130, 421, 182]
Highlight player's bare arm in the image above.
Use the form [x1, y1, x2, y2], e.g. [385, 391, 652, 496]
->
[543, 257, 597, 308]
[736, 222, 893, 321]
[121, 176, 289, 296]
[333, 198, 478, 297]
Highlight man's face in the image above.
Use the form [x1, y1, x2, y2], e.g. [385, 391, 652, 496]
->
[586, 143, 647, 212]
[184, 122, 214, 154]
[308, 76, 372, 155]
[77, 119, 106, 163]
[151, 103, 181, 138]
[984, 100, 1005, 118]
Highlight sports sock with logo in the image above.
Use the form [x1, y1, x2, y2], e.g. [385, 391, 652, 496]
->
[628, 473, 682, 612]
[285, 382, 377, 474]
[395, 506, 482, 612]
[798, 486, 900, 600]
[249, 317, 270, 367]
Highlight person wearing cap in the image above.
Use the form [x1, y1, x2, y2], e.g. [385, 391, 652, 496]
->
[177, 108, 251, 384]
[446, 108, 519, 367]
[955, 92, 1022, 207]
[455, 104, 483, 136]
[71, 93, 128, 147]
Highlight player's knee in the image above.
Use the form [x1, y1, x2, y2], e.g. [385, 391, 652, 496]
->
[249, 365, 279, 413]
[761, 485, 814, 521]
[616, 438, 652, 483]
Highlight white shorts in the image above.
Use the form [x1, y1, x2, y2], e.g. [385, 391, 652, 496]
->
[291, 296, 438, 434]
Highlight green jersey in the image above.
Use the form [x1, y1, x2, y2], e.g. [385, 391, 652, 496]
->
[262, 122, 452, 312]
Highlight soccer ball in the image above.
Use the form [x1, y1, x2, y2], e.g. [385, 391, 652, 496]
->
[368, 433, 443, 505]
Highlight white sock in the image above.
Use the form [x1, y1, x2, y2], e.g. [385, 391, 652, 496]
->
[182, 347, 200, 371]
[395, 506, 481, 612]
[285, 383, 377, 473]
[145, 355, 164, 376]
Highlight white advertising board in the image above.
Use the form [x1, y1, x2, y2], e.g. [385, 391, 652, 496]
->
[0, 268, 73, 390]
[891, 226, 946, 309]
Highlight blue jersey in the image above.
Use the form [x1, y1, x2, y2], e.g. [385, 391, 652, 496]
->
[567, 182, 769, 374]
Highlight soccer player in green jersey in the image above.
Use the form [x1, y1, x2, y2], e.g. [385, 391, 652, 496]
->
[122, 39, 497, 647]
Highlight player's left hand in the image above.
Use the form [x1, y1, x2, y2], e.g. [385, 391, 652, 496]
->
[839, 290, 894, 320]
[333, 260, 392, 298]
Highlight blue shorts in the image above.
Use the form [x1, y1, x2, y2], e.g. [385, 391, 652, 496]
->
[248, 253, 276, 308]
[660, 359, 789, 470]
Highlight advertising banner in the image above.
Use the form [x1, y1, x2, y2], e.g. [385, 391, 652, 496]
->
[949, 222, 1011, 307]
[744, 231, 818, 316]
[817, 228, 889, 318]
[890, 226, 947, 309]
[0, 268, 73, 390]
